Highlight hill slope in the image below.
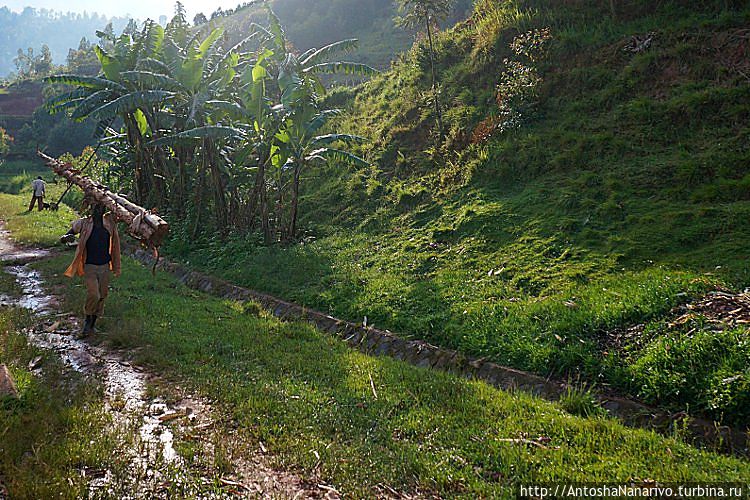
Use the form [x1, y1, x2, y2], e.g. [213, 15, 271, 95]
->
[0, 80, 42, 140]
[170, 0, 750, 426]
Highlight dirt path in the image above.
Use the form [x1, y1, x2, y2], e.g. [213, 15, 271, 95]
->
[0, 228, 333, 498]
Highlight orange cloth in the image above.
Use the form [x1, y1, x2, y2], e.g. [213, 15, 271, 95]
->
[64, 213, 121, 278]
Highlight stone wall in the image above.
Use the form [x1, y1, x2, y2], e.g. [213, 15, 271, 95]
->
[126, 247, 748, 454]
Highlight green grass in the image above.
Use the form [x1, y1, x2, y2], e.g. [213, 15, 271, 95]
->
[0, 306, 121, 498]
[168, 226, 750, 425]
[0, 260, 21, 296]
[0, 195, 113, 498]
[0, 159, 83, 207]
[0, 193, 76, 247]
[625, 322, 750, 423]
[559, 384, 608, 419]
[0, 193, 746, 495]
[164, 0, 750, 426]
[0, 302, 220, 498]
[32, 254, 750, 496]
[0, 200, 119, 497]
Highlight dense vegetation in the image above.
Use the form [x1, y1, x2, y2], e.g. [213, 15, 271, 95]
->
[1, 0, 471, 160]
[49, 9, 379, 245]
[2, 198, 748, 497]
[37, 252, 750, 496]
[1, 0, 750, 494]
[162, 0, 750, 426]
[0, 200, 748, 498]
[14, 0, 750, 429]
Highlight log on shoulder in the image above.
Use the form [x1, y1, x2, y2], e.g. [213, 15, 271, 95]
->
[38, 151, 169, 248]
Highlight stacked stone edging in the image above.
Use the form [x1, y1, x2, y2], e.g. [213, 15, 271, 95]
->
[126, 248, 748, 454]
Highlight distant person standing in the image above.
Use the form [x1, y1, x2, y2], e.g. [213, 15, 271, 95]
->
[28, 176, 46, 211]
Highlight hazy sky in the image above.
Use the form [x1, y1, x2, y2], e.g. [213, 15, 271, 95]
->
[2, 0, 236, 21]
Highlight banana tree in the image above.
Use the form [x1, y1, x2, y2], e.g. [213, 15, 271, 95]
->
[275, 106, 368, 241]
[46, 20, 170, 205]
[236, 7, 377, 241]
[43, 7, 376, 244]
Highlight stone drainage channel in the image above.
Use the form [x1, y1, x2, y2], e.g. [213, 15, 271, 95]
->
[126, 248, 749, 455]
[0, 246, 185, 496]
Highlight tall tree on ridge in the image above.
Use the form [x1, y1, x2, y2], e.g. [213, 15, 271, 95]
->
[395, 0, 453, 138]
[193, 12, 208, 25]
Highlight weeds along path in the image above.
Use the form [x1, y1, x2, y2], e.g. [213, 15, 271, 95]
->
[0, 227, 329, 498]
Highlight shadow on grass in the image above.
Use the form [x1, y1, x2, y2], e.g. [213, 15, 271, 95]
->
[33, 255, 750, 496]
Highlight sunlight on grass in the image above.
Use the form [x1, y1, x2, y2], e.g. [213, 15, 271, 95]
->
[35, 255, 750, 496]
[0, 193, 76, 247]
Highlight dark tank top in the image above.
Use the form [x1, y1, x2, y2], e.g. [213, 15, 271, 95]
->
[85, 225, 111, 265]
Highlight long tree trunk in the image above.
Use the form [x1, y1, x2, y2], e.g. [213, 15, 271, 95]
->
[39, 151, 169, 248]
[425, 12, 444, 138]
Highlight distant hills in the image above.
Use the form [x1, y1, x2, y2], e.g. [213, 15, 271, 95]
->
[0, 1, 474, 79]
[204, 0, 474, 71]
[0, 7, 131, 77]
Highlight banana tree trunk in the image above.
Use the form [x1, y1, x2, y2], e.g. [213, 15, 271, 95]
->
[205, 139, 229, 234]
[38, 151, 169, 249]
[245, 153, 268, 230]
[260, 179, 271, 244]
[287, 162, 301, 242]
[191, 163, 206, 239]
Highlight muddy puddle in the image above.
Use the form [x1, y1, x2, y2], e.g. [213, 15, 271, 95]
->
[1, 259, 184, 494]
[1, 229, 334, 498]
[0, 229, 50, 264]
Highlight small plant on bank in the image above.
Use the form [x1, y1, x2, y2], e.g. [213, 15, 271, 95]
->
[496, 27, 551, 132]
[559, 382, 608, 418]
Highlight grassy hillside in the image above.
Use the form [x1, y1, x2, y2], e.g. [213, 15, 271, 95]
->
[172, 0, 750, 427]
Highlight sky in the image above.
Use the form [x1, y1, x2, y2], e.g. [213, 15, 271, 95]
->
[1, 0, 236, 21]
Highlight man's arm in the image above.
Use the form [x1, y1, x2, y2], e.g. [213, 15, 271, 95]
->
[59, 218, 84, 243]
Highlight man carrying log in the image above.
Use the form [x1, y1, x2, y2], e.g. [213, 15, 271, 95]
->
[39, 151, 168, 333]
[38, 152, 169, 248]
[60, 200, 121, 334]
